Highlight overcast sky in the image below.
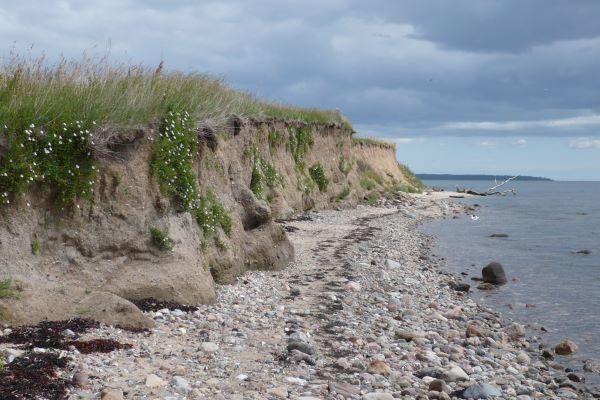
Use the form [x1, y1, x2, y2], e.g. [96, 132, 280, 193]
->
[1, 1, 599, 180]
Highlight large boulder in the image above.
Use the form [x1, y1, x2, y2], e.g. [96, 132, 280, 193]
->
[482, 262, 507, 284]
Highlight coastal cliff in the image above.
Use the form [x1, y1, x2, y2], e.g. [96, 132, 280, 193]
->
[0, 112, 419, 328]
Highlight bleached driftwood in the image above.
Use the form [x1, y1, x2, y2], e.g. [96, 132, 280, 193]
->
[457, 175, 519, 196]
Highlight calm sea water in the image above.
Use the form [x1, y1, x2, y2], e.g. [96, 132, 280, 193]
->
[422, 180, 600, 377]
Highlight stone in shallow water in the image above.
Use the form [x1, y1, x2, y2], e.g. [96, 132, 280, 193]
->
[555, 339, 578, 355]
[462, 383, 502, 399]
[482, 261, 507, 284]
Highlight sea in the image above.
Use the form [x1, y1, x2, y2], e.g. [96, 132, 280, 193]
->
[422, 180, 600, 380]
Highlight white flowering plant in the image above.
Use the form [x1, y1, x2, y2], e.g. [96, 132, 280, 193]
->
[0, 121, 96, 207]
[151, 110, 231, 237]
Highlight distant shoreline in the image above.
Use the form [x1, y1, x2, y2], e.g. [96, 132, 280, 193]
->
[416, 173, 552, 181]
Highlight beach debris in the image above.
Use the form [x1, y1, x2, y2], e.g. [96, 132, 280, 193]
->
[489, 233, 509, 238]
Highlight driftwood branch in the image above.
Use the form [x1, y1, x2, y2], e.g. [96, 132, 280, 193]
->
[457, 175, 519, 196]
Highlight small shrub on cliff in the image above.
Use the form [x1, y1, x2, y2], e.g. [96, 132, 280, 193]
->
[308, 163, 329, 192]
[287, 126, 314, 169]
[365, 191, 380, 205]
[31, 239, 40, 255]
[337, 186, 351, 201]
[151, 110, 231, 237]
[0, 279, 14, 299]
[149, 227, 174, 252]
[250, 145, 281, 199]
[338, 155, 352, 175]
[0, 121, 96, 208]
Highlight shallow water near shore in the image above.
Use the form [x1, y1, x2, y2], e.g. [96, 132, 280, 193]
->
[423, 180, 600, 381]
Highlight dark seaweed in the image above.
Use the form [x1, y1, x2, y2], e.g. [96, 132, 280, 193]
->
[131, 297, 198, 312]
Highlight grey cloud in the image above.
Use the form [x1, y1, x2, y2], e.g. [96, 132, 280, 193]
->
[1, 0, 599, 138]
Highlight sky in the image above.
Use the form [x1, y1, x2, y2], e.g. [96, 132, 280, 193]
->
[1, 0, 599, 180]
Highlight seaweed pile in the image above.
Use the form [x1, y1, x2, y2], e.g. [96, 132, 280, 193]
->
[0, 318, 132, 399]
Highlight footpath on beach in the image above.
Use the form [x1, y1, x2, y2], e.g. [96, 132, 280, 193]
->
[4, 193, 599, 399]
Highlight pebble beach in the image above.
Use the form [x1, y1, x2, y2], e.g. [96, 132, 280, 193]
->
[4, 193, 599, 399]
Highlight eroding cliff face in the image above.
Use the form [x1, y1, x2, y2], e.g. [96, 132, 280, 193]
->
[0, 117, 416, 327]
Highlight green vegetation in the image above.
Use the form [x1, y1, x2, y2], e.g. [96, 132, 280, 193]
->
[397, 162, 424, 190]
[386, 183, 420, 195]
[250, 145, 281, 199]
[336, 185, 351, 201]
[151, 110, 231, 237]
[268, 130, 286, 152]
[0, 54, 349, 132]
[338, 155, 352, 175]
[149, 227, 174, 252]
[31, 239, 40, 255]
[308, 163, 329, 192]
[365, 191, 380, 205]
[287, 126, 314, 169]
[0, 279, 14, 299]
[0, 120, 96, 207]
[352, 137, 396, 150]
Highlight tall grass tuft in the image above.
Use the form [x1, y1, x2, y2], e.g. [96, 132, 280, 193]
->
[0, 53, 350, 132]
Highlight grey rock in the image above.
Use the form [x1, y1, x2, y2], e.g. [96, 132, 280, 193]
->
[462, 383, 502, 399]
[482, 262, 507, 284]
[171, 376, 190, 393]
[287, 341, 315, 355]
[329, 381, 360, 397]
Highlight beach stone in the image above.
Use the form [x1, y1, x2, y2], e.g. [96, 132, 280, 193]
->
[100, 388, 124, 400]
[288, 331, 310, 343]
[385, 259, 401, 269]
[290, 286, 301, 296]
[171, 376, 190, 393]
[329, 381, 360, 397]
[266, 386, 288, 399]
[201, 342, 219, 354]
[288, 341, 315, 355]
[477, 282, 497, 290]
[466, 324, 490, 338]
[72, 371, 89, 388]
[395, 330, 419, 341]
[450, 282, 470, 292]
[344, 281, 361, 292]
[482, 262, 507, 284]
[444, 366, 469, 382]
[145, 374, 167, 388]
[429, 379, 447, 392]
[504, 323, 526, 339]
[583, 359, 600, 373]
[462, 383, 502, 399]
[555, 339, 578, 355]
[362, 393, 395, 400]
[516, 351, 531, 365]
[367, 360, 391, 375]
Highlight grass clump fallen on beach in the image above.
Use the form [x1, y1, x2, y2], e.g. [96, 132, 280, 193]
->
[151, 110, 231, 237]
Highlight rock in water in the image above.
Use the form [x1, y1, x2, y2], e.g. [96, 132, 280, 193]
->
[482, 262, 507, 284]
[462, 383, 502, 399]
[555, 339, 578, 355]
[450, 282, 470, 292]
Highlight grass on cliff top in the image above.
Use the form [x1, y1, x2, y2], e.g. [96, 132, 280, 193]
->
[352, 137, 396, 150]
[0, 54, 350, 132]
